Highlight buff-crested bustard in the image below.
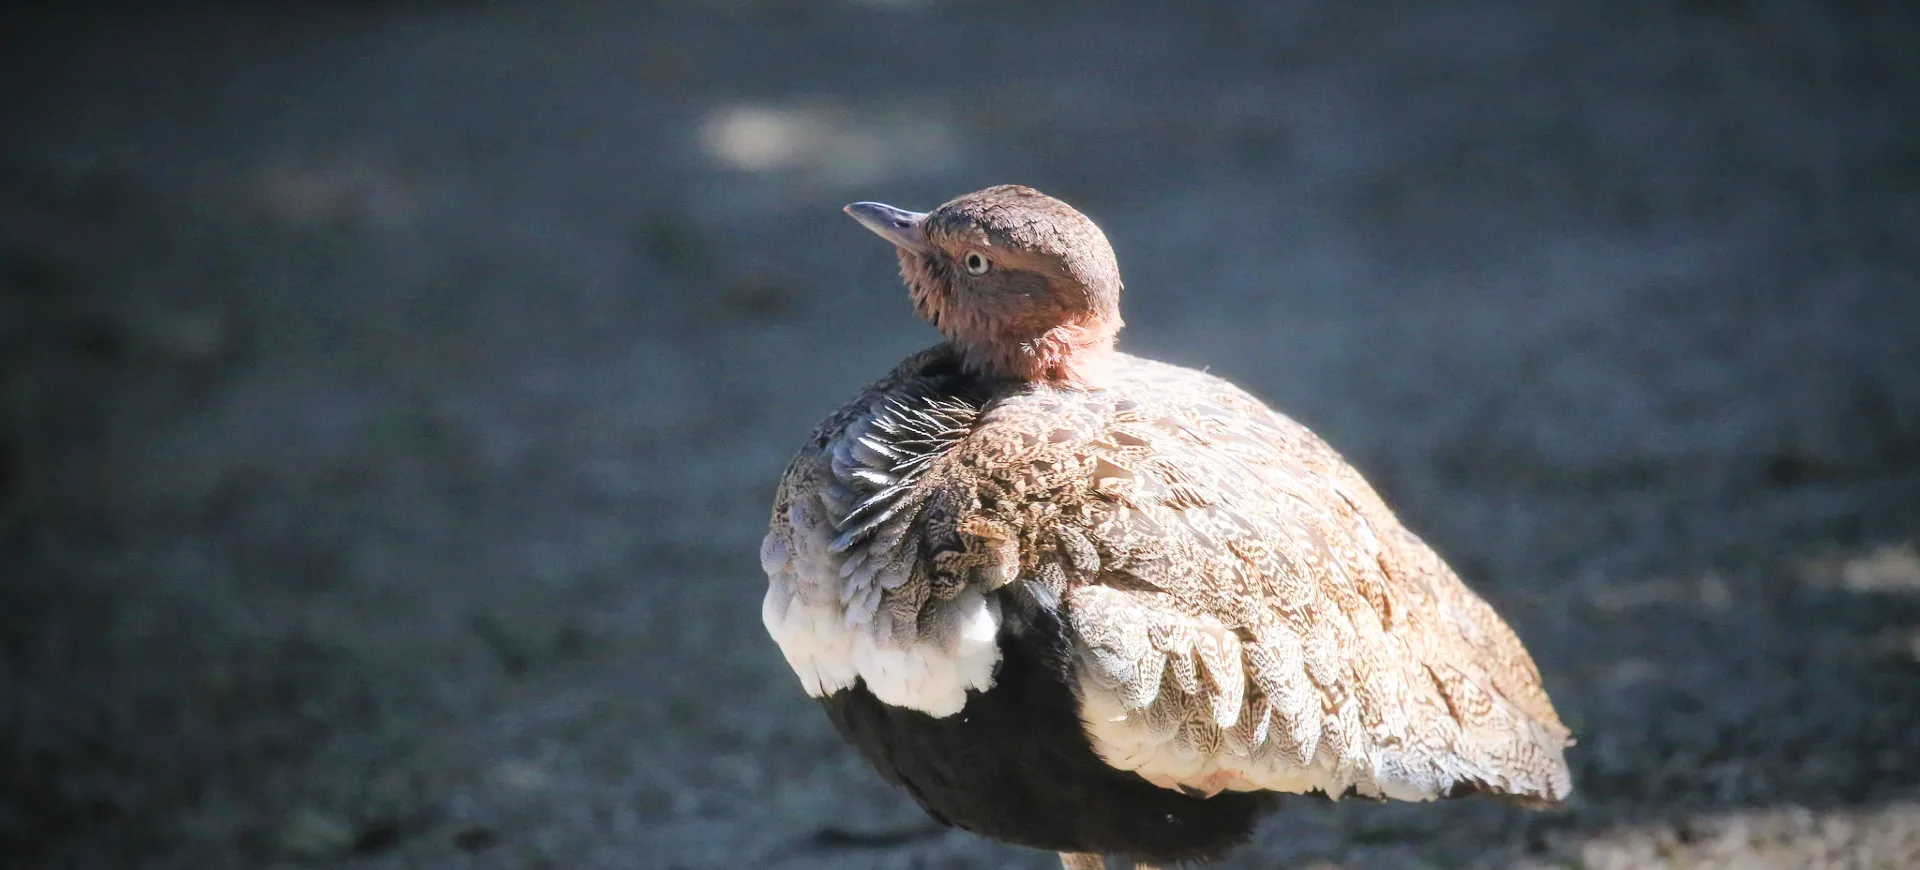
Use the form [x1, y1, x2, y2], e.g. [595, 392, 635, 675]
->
[760, 185, 1573, 869]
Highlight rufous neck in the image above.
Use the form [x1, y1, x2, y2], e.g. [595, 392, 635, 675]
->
[951, 318, 1120, 389]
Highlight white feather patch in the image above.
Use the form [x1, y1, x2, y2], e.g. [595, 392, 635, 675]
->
[762, 522, 1001, 718]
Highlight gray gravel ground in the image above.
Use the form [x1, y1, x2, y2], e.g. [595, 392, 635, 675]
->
[4, 1, 1919, 868]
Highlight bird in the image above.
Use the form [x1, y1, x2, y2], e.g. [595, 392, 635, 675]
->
[760, 185, 1573, 869]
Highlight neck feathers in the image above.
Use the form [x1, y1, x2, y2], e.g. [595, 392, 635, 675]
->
[898, 250, 1121, 389]
[955, 318, 1120, 389]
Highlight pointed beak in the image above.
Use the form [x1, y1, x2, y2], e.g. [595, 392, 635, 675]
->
[844, 201, 931, 255]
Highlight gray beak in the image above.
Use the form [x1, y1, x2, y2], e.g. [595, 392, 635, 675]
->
[844, 201, 931, 255]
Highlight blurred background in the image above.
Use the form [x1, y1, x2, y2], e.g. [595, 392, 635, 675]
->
[3, 1, 1918, 867]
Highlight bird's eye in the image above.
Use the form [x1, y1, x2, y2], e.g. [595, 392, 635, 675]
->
[963, 251, 990, 276]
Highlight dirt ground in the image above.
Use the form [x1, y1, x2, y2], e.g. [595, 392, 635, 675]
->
[4, 1, 1919, 868]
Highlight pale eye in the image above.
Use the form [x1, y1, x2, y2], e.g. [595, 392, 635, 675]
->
[963, 251, 991, 276]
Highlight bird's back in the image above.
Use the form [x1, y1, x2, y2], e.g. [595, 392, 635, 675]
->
[763, 344, 1572, 814]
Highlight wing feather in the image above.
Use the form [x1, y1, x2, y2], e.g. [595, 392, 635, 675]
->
[764, 348, 1571, 803]
[933, 353, 1573, 803]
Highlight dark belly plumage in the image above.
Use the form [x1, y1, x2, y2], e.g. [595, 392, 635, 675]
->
[817, 595, 1276, 863]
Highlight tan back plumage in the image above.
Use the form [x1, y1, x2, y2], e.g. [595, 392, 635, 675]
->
[763, 343, 1573, 806]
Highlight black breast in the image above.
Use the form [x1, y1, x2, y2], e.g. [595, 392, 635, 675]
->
[817, 589, 1277, 863]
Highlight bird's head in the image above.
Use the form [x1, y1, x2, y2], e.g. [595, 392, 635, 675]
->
[845, 185, 1124, 388]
